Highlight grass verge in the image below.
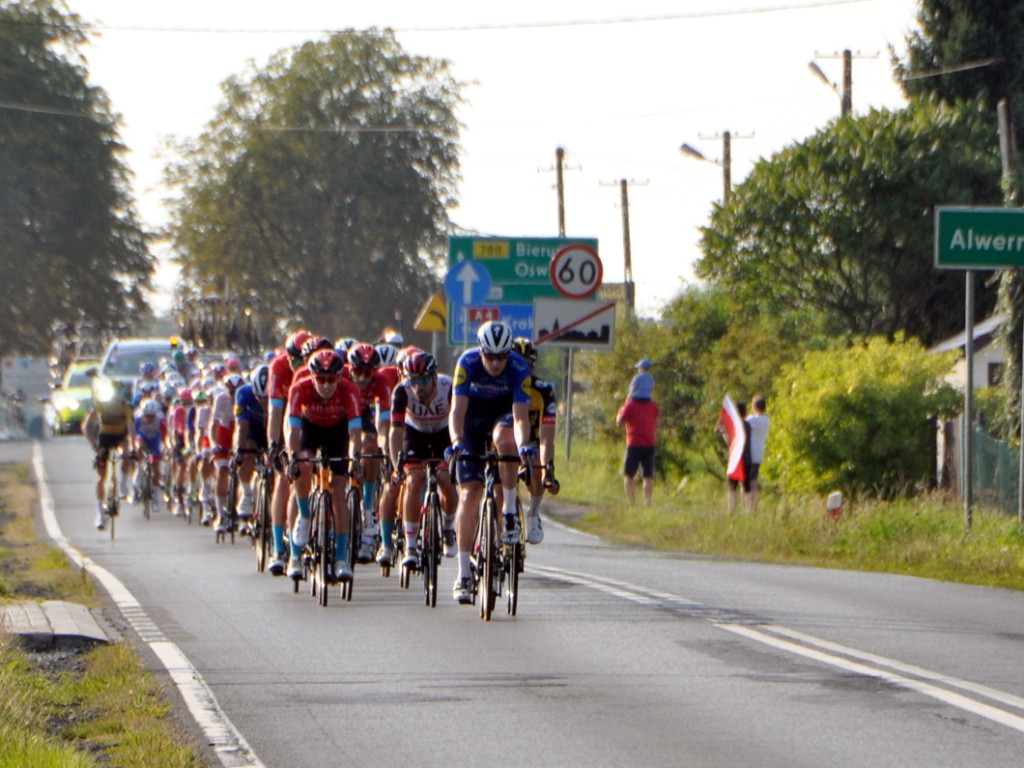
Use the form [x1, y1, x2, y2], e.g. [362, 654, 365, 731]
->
[556, 441, 1024, 591]
[0, 462, 207, 768]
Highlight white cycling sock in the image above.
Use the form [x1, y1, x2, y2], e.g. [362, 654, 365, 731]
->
[502, 489, 516, 517]
[458, 552, 472, 581]
[529, 493, 543, 516]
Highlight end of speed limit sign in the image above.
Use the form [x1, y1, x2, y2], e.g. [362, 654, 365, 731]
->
[549, 244, 603, 299]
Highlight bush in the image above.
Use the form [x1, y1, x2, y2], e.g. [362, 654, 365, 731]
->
[766, 335, 960, 498]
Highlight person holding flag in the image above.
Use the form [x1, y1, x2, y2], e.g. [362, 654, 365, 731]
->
[718, 396, 752, 512]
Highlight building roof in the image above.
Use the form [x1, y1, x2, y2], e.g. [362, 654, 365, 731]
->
[929, 314, 1005, 354]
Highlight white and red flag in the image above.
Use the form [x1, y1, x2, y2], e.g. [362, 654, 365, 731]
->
[719, 395, 747, 482]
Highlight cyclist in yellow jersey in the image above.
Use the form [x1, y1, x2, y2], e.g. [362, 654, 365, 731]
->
[510, 338, 558, 544]
[83, 379, 138, 529]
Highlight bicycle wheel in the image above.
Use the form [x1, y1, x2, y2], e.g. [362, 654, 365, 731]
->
[479, 496, 498, 621]
[343, 487, 360, 601]
[141, 463, 152, 520]
[318, 492, 334, 607]
[106, 472, 118, 541]
[220, 465, 238, 544]
[253, 474, 271, 573]
[423, 491, 440, 607]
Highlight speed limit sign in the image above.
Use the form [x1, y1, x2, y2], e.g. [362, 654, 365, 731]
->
[549, 244, 603, 299]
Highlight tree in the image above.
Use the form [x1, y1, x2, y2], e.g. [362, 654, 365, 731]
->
[0, 0, 152, 358]
[896, 0, 1024, 156]
[165, 29, 463, 344]
[767, 335, 960, 498]
[696, 97, 1001, 348]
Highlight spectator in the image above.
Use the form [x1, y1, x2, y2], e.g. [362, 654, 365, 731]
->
[719, 399, 752, 513]
[628, 358, 654, 401]
[616, 390, 659, 505]
[745, 395, 770, 512]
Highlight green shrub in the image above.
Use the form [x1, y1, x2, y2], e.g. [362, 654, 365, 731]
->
[766, 335, 960, 497]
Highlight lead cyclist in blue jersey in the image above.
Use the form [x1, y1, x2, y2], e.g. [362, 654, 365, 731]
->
[448, 320, 536, 605]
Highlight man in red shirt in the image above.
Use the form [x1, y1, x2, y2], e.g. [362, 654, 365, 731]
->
[616, 392, 659, 506]
[286, 349, 363, 582]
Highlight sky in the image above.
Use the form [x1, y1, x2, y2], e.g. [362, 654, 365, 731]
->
[65, 0, 922, 317]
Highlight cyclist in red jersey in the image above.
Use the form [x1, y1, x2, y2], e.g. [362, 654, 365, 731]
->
[286, 349, 363, 582]
[265, 330, 311, 575]
[344, 343, 394, 563]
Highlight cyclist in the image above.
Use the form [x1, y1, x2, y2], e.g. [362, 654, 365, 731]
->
[449, 320, 535, 604]
[380, 351, 457, 567]
[510, 337, 558, 545]
[134, 398, 167, 507]
[286, 349, 363, 582]
[169, 387, 194, 516]
[266, 330, 311, 574]
[212, 373, 244, 534]
[82, 379, 137, 530]
[233, 364, 270, 530]
[344, 343, 393, 563]
[193, 389, 216, 525]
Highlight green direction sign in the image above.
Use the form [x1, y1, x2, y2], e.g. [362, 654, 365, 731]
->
[935, 206, 1024, 269]
[448, 236, 599, 303]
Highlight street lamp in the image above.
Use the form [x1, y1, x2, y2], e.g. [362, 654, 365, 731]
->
[808, 49, 852, 117]
[680, 133, 732, 205]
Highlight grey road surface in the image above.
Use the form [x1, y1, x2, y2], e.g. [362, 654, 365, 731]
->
[30, 436, 1024, 767]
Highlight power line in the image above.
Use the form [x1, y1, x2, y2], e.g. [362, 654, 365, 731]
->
[3, 0, 870, 36]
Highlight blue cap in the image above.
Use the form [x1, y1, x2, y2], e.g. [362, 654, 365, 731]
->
[635, 358, 651, 369]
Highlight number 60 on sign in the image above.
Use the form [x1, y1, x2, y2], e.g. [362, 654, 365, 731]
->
[549, 244, 603, 299]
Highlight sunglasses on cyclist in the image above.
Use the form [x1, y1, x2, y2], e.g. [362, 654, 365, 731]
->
[481, 351, 509, 362]
[409, 375, 433, 387]
[314, 374, 339, 384]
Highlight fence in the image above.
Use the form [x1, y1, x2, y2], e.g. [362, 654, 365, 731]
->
[945, 415, 1020, 515]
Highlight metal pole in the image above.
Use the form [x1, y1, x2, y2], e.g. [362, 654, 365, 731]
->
[965, 270, 974, 533]
[556, 147, 566, 238]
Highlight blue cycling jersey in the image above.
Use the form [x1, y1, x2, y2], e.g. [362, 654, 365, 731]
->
[234, 384, 267, 432]
[452, 349, 531, 418]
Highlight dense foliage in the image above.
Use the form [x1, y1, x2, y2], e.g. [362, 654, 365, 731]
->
[166, 29, 462, 344]
[696, 97, 1001, 348]
[766, 336, 960, 497]
[0, 0, 152, 358]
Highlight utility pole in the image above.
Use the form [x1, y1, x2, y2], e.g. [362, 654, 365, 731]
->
[600, 178, 648, 317]
[539, 146, 580, 237]
[680, 131, 753, 204]
[809, 49, 879, 117]
[539, 146, 581, 459]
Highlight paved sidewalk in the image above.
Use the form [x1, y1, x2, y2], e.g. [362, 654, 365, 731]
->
[1, 600, 112, 650]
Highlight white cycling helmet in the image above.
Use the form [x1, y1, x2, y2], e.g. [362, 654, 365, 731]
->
[142, 399, 162, 417]
[375, 344, 399, 367]
[477, 321, 513, 355]
[251, 365, 270, 398]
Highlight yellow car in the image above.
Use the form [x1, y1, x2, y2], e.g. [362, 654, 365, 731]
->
[44, 361, 96, 435]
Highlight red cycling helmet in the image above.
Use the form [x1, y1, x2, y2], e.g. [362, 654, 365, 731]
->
[301, 336, 333, 359]
[309, 349, 344, 376]
[347, 343, 380, 370]
[285, 330, 312, 358]
[177, 387, 194, 404]
[402, 351, 437, 378]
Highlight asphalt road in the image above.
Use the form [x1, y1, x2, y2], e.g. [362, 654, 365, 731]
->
[26, 436, 1024, 767]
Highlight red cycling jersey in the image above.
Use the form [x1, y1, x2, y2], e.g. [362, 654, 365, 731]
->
[342, 365, 393, 414]
[267, 351, 295, 404]
[287, 375, 361, 428]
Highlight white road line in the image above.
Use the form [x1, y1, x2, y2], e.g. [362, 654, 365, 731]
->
[31, 443, 266, 768]
[532, 562, 1024, 734]
[718, 623, 1024, 734]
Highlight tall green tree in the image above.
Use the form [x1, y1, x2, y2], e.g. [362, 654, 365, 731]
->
[166, 29, 462, 343]
[894, 0, 1024, 436]
[0, 0, 152, 358]
[696, 97, 1001, 347]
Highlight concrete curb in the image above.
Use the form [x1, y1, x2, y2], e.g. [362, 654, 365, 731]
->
[1, 599, 111, 650]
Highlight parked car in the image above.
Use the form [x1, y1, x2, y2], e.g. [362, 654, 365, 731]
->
[43, 360, 98, 435]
